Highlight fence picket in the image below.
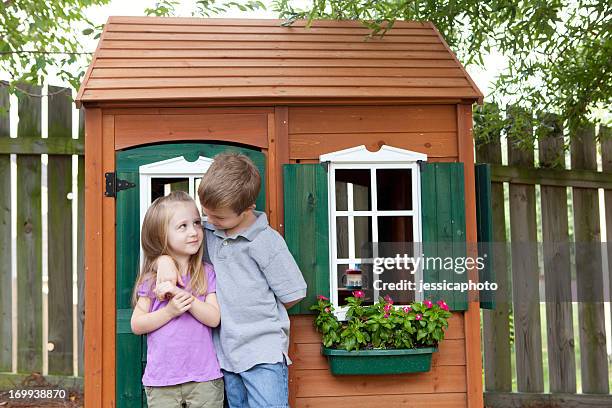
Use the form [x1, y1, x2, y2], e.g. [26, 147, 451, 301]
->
[507, 106, 544, 393]
[476, 105, 512, 392]
[537, 113, 576, 393]
[571, 124, 609, 394]
[16, 84, 43, 373]
[0, 82, 11, 372]
[47, 85, 73, 375]
[602, 126, 612, 377]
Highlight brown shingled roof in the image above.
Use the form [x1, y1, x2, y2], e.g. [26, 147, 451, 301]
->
[76, 17, 483, 106]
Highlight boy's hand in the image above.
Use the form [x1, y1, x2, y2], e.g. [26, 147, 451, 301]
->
[155, 255, 185, 300]
[164, 291, 194, 318]
[155, 281, 178, 301]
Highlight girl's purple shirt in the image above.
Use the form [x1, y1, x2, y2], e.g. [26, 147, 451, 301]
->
[137, 263, 221, 386]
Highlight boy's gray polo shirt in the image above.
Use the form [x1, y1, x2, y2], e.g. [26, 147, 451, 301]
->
[205, 211, 307, 373]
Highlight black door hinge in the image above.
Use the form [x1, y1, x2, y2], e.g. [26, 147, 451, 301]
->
[105, 172, 136, 197]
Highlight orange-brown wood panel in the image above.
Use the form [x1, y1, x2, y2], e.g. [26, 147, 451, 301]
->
[92, 67, 465, 78]
[293, 365, 467, 397]
[96, 49, 453, 60]
[103, 107, 274, 115]
[457, 103, 484, 408]
[82, 87, 480, 102]
[94, 59, 458, 69]
[84, 109, 116, 408]
[289, 132, 457, 159]
[114, 113, 268, 150]
[86, 77, 470, 89]
[289, 105, 457, 134]
[101, 115, 116, 407]
[272, 107, 289, 235]
[265, 113, 279, 230]
[100, 32, 443, 43]
[292, 338, 466, 370]
[84, 108, 103, 408]
[99, 40, 449, 52]
[295, 393, 467, 408]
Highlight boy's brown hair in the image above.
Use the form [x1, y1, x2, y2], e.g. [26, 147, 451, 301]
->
[198, 152, 261, 214]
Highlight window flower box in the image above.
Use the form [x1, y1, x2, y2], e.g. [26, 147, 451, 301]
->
[311, 293, 451, 375]
[322, 346, 438, 375]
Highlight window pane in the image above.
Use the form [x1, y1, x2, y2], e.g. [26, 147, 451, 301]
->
[336, 217, 349, 259]
[354, 216, 372, 258]
[337, 264, 374, 306]
[150, 177, 189, 202]
[376, 169, 412, 210]
[377, 267, 416, 305]
[373, 242, 416, 305]
[378, 216, 413, 243]
[335, 169, 371, 211]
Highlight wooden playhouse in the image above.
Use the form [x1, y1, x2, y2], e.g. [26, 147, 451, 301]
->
[77, 17, 487, 408]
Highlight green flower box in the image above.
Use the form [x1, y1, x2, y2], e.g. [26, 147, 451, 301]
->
[321, 346, 438, 375]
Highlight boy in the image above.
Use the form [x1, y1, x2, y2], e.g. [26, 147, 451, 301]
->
[157, 152, 307, 408]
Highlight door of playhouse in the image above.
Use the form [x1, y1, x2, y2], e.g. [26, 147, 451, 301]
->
[114, 143, 266, 407]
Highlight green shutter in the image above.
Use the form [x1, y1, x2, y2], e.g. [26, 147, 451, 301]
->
[284, 164, 329, 315]
[420, 162, 468, 311]
[475, 163, 495, 309]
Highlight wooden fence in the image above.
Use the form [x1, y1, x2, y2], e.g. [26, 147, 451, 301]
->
[1, 83, 611, 407]
[477, 107, 612, 407]
[0, 82, 85, 387]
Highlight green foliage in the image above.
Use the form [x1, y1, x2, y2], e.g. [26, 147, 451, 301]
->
[310, 294, 452, 352]
[272, 0, 611, 132]
[0, 0, 111, 89]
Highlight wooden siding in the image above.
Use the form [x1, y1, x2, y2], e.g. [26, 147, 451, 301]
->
[76, 17, 483, 106]
[290, 314, 467, 407]
[288, 105, 457, 159]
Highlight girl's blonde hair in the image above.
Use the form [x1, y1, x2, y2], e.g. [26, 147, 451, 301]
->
[132, 191, 207, 306]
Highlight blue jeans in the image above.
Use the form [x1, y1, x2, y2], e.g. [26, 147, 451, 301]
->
[222, 361, 289, 408]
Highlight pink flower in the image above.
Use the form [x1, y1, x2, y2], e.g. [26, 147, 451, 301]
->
[317, 295, 329, 300]
[353, 290, 365, 299]
[324, 307, 331, 313]
[384, 313, 390, 318]
[437, 300, 449, 311]
[424, 300, 433, 308]
[415, 313, 423, 321]
[384, 295, 394, 305]
[403, 306, 412, 313]
[384, 304, 392, 312]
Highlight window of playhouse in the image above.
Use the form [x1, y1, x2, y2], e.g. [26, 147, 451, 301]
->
[150, 177, 190, 201]
[327, 162, 422, 317]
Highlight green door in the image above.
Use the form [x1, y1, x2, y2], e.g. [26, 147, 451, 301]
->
[115, 143, 266, 408]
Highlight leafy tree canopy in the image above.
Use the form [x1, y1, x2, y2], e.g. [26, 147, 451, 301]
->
[2, 0, 609, 141]
[0, 0, 111, 91]
[272, 0, 611, 139]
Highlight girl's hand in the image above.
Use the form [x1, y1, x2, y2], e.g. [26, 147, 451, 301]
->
[164, 291, 194, 318]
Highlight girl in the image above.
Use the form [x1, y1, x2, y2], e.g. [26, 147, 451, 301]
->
[131, 191, 223, 408]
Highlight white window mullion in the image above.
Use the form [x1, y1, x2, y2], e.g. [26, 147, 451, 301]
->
[347, 182, 355, 262]
[328, 166, 339, 310]
[413, 164, 424, 301]
[371, 168, 379, 302]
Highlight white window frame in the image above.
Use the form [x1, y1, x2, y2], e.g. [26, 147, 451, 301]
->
[138, 155, 214, 262]
[320, 145, 427, 320]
